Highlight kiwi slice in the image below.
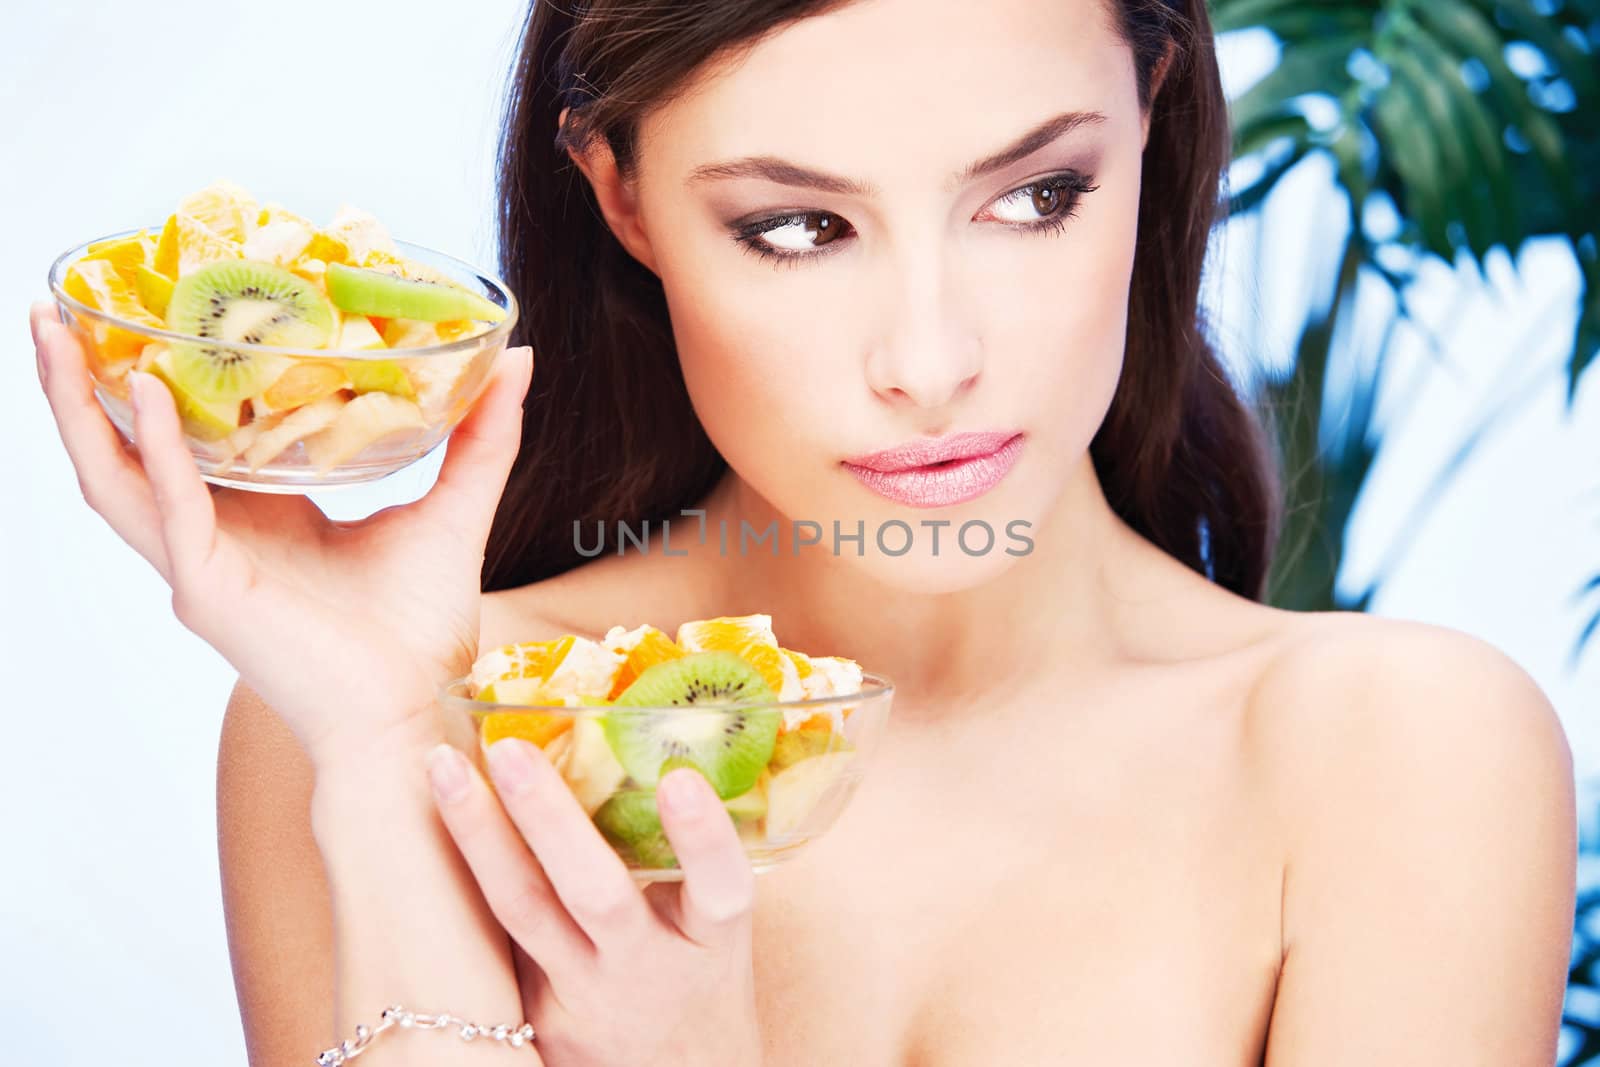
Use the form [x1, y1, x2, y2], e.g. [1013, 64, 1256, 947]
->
[593, 790, 679, 870]
[592, 782, 768, 870]
[607, 651, 781, 799]
[165, 261, 336, 402]
[325, 262, 506, 324]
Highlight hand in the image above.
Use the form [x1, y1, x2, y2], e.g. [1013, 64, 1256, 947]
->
[31, 301, 535, 768]
[426, 738, 764, 1067]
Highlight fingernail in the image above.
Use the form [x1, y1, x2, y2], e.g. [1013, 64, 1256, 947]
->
[35, 340, 48, 387]
[426, 744, 470, 803]
[487, 738, 537, 794]
[658, 768, 705, 818]
[128, 373, 144, 414]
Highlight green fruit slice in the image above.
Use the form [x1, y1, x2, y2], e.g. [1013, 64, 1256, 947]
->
[592, 783, 768, 869]
[345, 358, 417, 400]
[607, 652, 780, 799]
[593, 790, 678, 870]
[146, 347, 243, 442]
[134, 264, 174, 318]
[325, 262, 506, 323]
[164, 261, 334, 402]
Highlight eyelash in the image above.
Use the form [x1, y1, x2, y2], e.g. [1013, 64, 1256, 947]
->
[729, 170, 1100, 269]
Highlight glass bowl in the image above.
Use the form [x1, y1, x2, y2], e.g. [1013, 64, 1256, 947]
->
[438, 673, 895, 881]
[47, 230, 518, 493]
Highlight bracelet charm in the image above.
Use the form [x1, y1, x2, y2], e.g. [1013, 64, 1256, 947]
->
[317, 1004, 537, 1064]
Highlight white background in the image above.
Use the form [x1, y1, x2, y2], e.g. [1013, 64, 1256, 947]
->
[2, 5, 1596, 1063]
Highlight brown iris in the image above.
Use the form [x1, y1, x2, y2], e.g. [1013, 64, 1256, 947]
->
[1031, 185, 1063, 217]
[805, 213, 843, 247]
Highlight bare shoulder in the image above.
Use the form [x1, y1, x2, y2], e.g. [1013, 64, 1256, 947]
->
[1242, 611, 1576, 1060]
[1245, 610, 1571, 781]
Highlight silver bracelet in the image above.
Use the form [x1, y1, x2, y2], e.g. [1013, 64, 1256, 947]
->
[316, 1004, 537, 1064]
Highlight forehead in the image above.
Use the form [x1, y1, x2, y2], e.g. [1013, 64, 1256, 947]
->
[636, 0, 1137, 188]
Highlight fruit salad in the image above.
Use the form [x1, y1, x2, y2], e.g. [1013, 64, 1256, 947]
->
[459, 614, 888, 875]
[49, 180, 516, 485]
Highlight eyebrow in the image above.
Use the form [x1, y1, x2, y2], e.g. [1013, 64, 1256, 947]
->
[685, 109, 1107, 197]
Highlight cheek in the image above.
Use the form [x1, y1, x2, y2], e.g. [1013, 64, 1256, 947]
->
[655, 244, 850, 469]
[975, 159, 1142, 442]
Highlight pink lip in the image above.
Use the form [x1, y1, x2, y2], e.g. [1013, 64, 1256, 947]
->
[842, 431, 1024, 508]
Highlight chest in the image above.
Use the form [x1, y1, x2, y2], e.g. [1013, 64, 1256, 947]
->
[748, 701, 1284, 1066]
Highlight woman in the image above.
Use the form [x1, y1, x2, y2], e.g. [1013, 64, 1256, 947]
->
[31, 0, 1576, 1062]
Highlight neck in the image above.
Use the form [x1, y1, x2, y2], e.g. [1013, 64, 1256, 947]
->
[680, 455, 1193, 707]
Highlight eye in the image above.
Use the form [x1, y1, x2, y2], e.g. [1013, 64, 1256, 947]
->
[984, 171, 1098, 226]
[732, 212, 852, 267]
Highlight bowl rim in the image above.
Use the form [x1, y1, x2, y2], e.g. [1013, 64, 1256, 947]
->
[47, 227, 519, 360]
[438, 670, 895, 714]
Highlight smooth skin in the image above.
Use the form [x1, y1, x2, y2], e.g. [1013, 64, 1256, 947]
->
[37, 0, 1576, 1063]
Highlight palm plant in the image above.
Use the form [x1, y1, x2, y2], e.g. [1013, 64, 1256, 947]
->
[1208, 0, 1598, 618]
[1209, 2, 1599, 1058]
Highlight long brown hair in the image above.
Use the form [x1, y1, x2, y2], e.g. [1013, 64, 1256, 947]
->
[487, 0, 1281, 599]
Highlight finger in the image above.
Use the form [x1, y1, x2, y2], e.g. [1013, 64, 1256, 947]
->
[126, 371, 222, 591]
[416, 344, 533, 535]
[30, 300, 58, 349]
[35, 315, 172, 577]
[427, 744, 595, 981]
[656, 768, 756, 948]
[485, 737, 652, 949]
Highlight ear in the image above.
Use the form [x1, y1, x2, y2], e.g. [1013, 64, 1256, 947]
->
[559, 106, 661, 275]
[1140, 44, 1176, 150]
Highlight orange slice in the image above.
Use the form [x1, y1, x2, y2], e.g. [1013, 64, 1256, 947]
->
[154, 214, 242, 278]
[480, 712, 574, 750]
[259, 360, 350, 411]
[474, 635, 578, 690]
[176, 180, 258, 243]
[676, 614, 800, 699]
[603, 624, 686, 699]
[63, 259, 164, 370]
[81, 233, 153, 287]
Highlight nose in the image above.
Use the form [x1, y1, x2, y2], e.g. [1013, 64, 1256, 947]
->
[863, 245, 983, 411]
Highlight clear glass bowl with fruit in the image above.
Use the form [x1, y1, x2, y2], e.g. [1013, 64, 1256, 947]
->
[45, 181, 518, 492]
[439, 616, 894, 879]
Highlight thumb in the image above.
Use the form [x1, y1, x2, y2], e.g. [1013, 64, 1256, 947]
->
[418, 343, 534, 531]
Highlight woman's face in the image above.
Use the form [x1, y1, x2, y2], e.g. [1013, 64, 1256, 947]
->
[595, 0, 1149, 593]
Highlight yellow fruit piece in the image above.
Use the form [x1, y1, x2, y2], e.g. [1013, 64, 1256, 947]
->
[480, 712, 574, 750]
[260, 360, 350, 410]
[335, 313, 386, 351]
[479, 635, 578, 689]
[606, 626, 686, 700]
[436, 319, 481, 342]
[326, 205, 395, 263]
[64, 259, 165, 369]
[363, 248, 453, 286]
[81, 233, 151, 286]
[257, 202, 315, 230]
[302, 231, 350, 266]
[381, 319, 445, 349]
[147, 347, 244, 442]
[782, 648, 815, 681]
[152, 215, 181, 279]
[176, 180, 258, 242]
[676, 614, 797, 698]
[134, 265, 174, 319]
[174, 214, 244, 276]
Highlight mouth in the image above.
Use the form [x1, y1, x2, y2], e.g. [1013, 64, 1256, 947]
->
[841, 432, 1025, 508]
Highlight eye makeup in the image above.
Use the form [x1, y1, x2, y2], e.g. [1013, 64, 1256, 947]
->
[725, 168, 1101, 268]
